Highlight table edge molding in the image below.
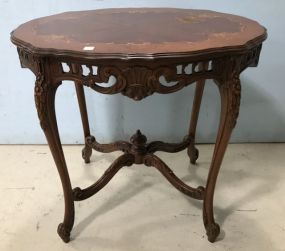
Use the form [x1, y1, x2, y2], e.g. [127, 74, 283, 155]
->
[10, 31, 267, 61]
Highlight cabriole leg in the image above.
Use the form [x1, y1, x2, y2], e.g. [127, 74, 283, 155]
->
[203, 73, 241, 242]
[35, 76, 75, 243]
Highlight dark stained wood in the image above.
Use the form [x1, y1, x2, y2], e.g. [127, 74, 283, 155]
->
[34, 61, 74, 243]
[73, 154, 134, 201]
[74, 82, 92, 163]
[11, 8, 266, 59]
[11, 8, 267, 244]
[74, 131, 204, 201]
[188, 62, 209, 164]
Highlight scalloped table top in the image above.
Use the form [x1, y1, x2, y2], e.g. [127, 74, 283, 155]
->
[11, 8, 267, 58]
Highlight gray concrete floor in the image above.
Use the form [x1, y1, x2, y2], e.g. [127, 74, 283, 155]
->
[0, 144, 284, 251]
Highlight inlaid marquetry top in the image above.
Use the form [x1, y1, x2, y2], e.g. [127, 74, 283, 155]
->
[11, 8, 267, 59]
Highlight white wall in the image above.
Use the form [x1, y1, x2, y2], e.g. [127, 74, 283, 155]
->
[0, 0, 284, 144]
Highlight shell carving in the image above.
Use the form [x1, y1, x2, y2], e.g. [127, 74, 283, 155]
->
[122, 67, 156, 100]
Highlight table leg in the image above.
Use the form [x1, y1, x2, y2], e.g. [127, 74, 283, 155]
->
[75, 82, 92, 163]
[187, 62, 209, 164]
[203, 74, 241, 242]
[35, 78, 75, 243]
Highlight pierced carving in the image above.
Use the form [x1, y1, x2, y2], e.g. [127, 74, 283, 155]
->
[55, 60, 215, 100]
[61, 62, 71, 73]
[12, 8, 266, 244]
[87, 66, 127, 94]
[15, 43, 263, 244]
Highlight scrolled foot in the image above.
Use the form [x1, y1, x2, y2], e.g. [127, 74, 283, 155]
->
[206, 222, 220, 243]
[57, 223, 71, 243]
[82, 145, 92, 164]
[188, 146, 199, 164]
[196, 186, 205, 198]
[72, 187, 83, 201]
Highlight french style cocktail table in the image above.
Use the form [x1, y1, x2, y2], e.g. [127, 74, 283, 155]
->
[11, 8, 267, 243]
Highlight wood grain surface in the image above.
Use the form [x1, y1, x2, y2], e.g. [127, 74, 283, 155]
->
[11, 8, 267, 58]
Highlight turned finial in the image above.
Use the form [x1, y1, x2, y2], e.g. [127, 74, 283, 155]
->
[130, 130, 147, 146]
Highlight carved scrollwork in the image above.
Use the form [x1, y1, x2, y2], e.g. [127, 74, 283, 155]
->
[86, 132, 192, 156]
[17, 48, 52, 131]
[87, 66, 127, 94]
[15, 39, 265, 244]
[34, 60, 49, 131]
[214, 57, 242, 130]
[76, 130, 205, 201]
[143, 154, 205, 199]
[73, 153, 135, 201]
[147, 135, 191, 154]
[57, 223, 71, 243]
[229, 73, 241, 129]
[86, 135, 131, 153]
[55, 60, 215, 100]
[17, 45, 260, 103]
[17, 47, 38, 74]
[122, 66, 156, 100]
[33, 57, 62, 131]
[240, 44, 262, 72]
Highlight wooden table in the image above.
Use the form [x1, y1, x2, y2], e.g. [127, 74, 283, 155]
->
[11, 8, 267, 243]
